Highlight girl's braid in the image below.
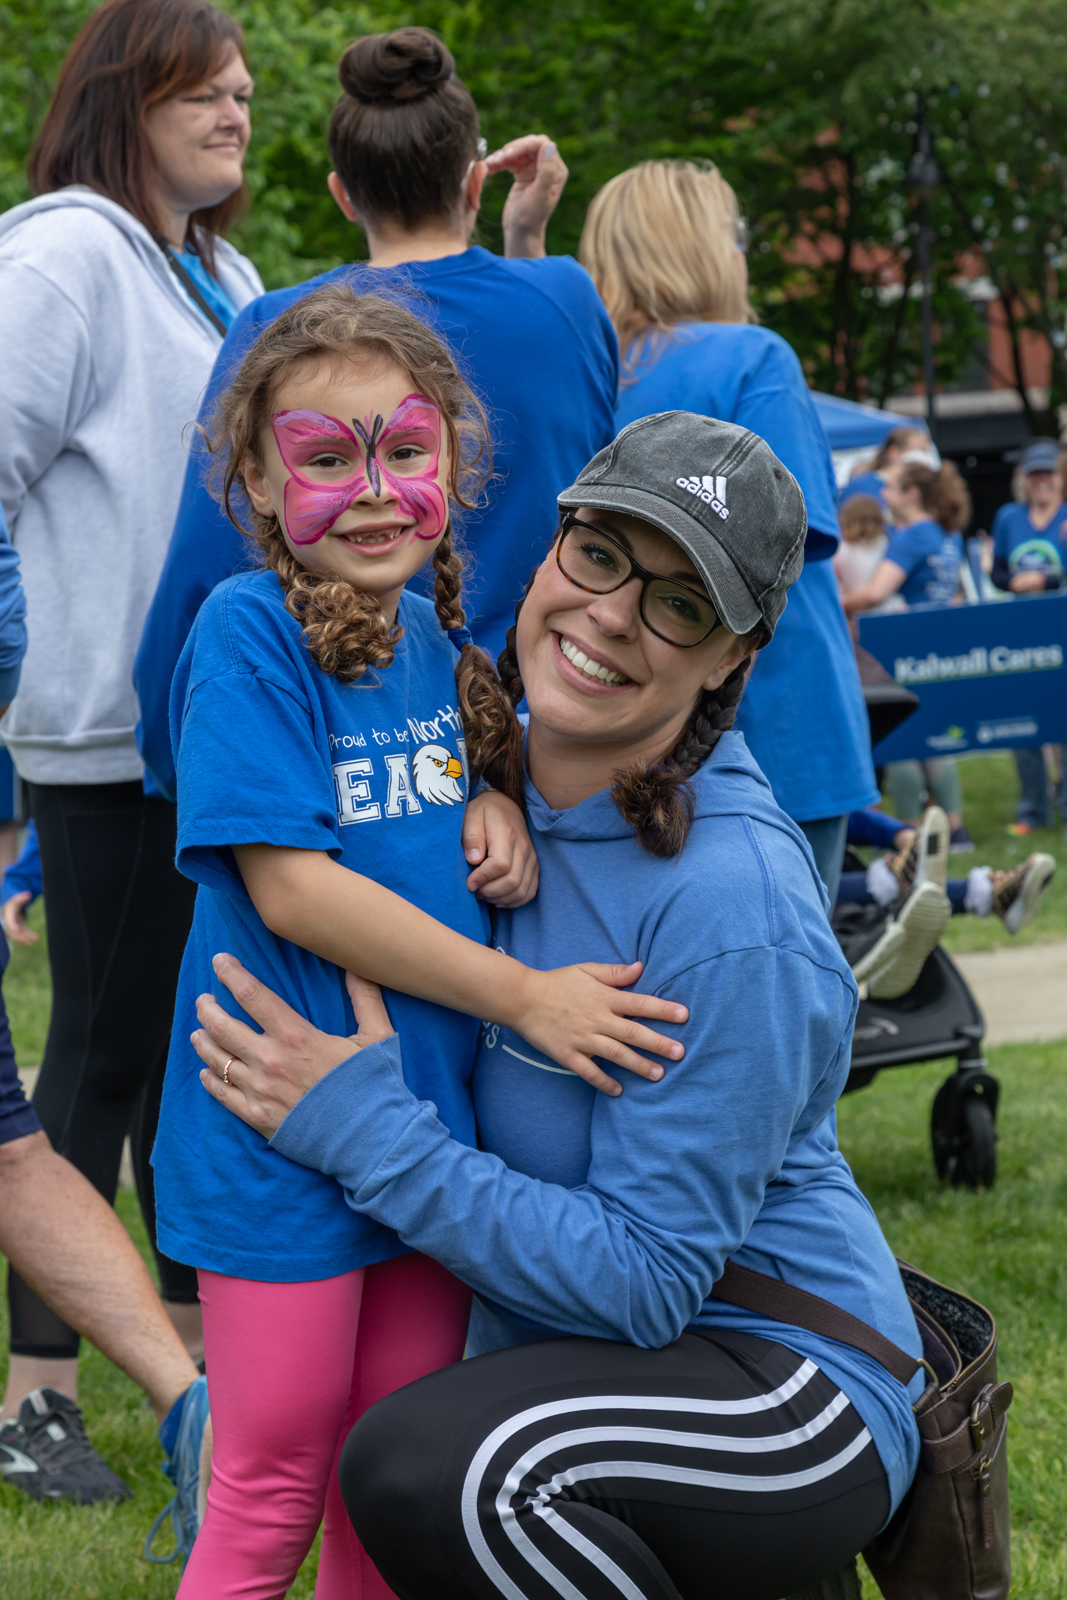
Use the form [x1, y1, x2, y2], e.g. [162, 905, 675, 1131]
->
[433, 533, 525, 806]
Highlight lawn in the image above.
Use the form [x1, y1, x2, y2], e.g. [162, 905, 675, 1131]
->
[0, 752, 1064, 1597]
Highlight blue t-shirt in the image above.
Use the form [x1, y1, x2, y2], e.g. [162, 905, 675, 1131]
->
[991, 501, 1067, 584]
[135, 248, 618, 797]
[886, 519, 962, 607]
[153, 574, 487, 1281]
[175, 249, 237, 330]
[615, 321, 877, 822]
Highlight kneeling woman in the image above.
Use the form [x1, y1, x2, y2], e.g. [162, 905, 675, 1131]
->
[198, 413, 921, 1600]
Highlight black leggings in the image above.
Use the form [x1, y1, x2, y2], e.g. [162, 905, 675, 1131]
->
[340, 1326, 891, 1600]
[7, 781, 198, 1359]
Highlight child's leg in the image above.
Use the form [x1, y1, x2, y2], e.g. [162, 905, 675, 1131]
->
[316, 1253, 472, 1600]
[179, 1267, 364, 1600]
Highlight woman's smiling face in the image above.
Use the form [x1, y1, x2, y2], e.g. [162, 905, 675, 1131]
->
[517, 509, 752, 769]
[243, 355, 450, 618]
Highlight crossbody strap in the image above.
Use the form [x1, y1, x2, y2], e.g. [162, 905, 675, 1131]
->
[160, 244, 229, 337]
[711, 1260, 922, 1387]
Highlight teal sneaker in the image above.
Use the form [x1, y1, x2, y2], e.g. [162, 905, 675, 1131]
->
[144, 1375, 210, 1567]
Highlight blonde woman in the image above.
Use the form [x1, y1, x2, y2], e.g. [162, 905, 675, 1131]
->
[580, 161, 877, 905]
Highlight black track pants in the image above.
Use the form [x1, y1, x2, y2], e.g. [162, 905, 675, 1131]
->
[340, 1327, 890, 1600]
[7, 781, 198, 1360]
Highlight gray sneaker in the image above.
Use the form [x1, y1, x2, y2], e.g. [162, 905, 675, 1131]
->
[0, 1388, 131, 1504]
[991, 853, 1057, 935]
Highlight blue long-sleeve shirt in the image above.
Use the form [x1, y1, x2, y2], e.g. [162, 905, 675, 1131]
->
[134, 249, 618, 798]
[1, 818, 40, 906]
[0, 503, 27, 710]
[271, 733, 920, 1515]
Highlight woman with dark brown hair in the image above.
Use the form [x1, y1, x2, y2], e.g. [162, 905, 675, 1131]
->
[0, 0, 262, 1507]
[136, 24, 619, 799]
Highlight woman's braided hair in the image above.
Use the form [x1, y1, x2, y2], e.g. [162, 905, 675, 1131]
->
[209, 283, 525, 804]
[497, 564, 767, 859]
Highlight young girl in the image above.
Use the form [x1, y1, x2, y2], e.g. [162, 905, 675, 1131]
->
[832, 491, 888, 606]
[153, 285, 686, 1599]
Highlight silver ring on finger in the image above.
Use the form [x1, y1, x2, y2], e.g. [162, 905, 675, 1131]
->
[222, 1056, 235, 1086]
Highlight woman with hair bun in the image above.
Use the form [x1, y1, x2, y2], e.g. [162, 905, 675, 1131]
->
[136, 25, 617, 798]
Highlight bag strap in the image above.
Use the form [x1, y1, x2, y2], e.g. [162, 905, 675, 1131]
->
[160, 244, 228, 337]
[711, 1260, 922, 1387]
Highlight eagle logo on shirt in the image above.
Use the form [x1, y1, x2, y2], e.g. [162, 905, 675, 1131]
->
[412, 743, 465, 806]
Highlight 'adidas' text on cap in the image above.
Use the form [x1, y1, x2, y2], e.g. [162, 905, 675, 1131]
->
[556, 412, 807, 638]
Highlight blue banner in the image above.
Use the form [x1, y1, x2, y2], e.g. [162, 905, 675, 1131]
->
[859, 592, 1067, 762]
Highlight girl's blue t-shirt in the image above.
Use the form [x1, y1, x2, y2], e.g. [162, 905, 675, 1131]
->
[886, 519, 962, 607]
[153, 573, 487, 1281]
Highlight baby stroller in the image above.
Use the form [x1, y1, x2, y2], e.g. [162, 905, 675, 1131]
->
[834, 652, 999, 1191]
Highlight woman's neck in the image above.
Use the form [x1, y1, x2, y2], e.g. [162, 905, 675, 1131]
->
[1028, 497, 1063, 531]
[363, 216, 473, 270]
[525, 711, 691, 812]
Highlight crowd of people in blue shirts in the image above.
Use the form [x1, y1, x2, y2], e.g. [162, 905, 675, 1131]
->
[0, 2, 1059, 1597]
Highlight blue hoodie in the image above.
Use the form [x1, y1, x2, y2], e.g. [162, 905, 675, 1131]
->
[272, 731, 921, 1515]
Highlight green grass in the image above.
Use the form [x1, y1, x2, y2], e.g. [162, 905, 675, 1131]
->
[1, 755, 1065, 1596]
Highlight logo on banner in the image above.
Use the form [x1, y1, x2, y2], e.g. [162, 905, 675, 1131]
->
[977, 717, 1039, 745]
[925, 724, 968, 752]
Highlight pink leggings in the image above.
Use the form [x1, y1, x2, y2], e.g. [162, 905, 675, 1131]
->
[177, 1253, 472, 1600]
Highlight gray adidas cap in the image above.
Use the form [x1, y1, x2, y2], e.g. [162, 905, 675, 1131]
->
[556, 412, 807, 638]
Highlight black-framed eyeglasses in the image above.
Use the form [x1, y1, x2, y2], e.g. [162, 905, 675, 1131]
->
[555, 513, 723, 648]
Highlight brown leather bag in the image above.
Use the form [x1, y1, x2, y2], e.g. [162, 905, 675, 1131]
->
[711, 1258, 1012, 1599]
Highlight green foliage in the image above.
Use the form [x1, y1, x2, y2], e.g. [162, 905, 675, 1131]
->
[3, 1, 1067, 402]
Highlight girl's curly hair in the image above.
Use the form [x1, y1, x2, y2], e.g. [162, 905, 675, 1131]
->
[497, 559, 767, 858]
[208, 283, 525, 805]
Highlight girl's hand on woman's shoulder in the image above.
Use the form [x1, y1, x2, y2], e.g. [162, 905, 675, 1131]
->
[508, 963, 688, 1098]
[463, 791, 539, 908]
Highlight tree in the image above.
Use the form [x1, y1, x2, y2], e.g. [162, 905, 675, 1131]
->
[2, 0, 1065, 418]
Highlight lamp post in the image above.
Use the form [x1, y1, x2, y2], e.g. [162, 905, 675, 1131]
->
[908, 109, 941, 450]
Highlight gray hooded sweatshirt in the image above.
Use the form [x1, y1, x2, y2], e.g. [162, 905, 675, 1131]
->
[0, 187, 263, 785]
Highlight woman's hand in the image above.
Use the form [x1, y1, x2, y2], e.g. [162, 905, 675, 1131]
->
[487, 134, 568, 259]
[195, 953, 394, 1138]
[2, 892, 38, 946]
[1009, 570, 1046, 593]
[462, 791, 539, 907]
[509, 962, 688, 1097]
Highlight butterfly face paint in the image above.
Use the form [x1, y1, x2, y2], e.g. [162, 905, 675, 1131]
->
[270, 395, 448, 547]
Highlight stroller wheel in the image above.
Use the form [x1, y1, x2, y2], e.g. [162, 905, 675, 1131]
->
[957, 1096, 997, 1190]
[931, 1072, 999, 1190]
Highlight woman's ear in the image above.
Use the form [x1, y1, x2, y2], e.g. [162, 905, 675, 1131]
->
[463, 159, 488, 220]
[327, 171, 362, 227]
[700, 630, 760, 693]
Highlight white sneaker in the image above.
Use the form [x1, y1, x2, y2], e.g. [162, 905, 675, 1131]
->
[851, 918, 907, 988]
[868, 881, 952, 999]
